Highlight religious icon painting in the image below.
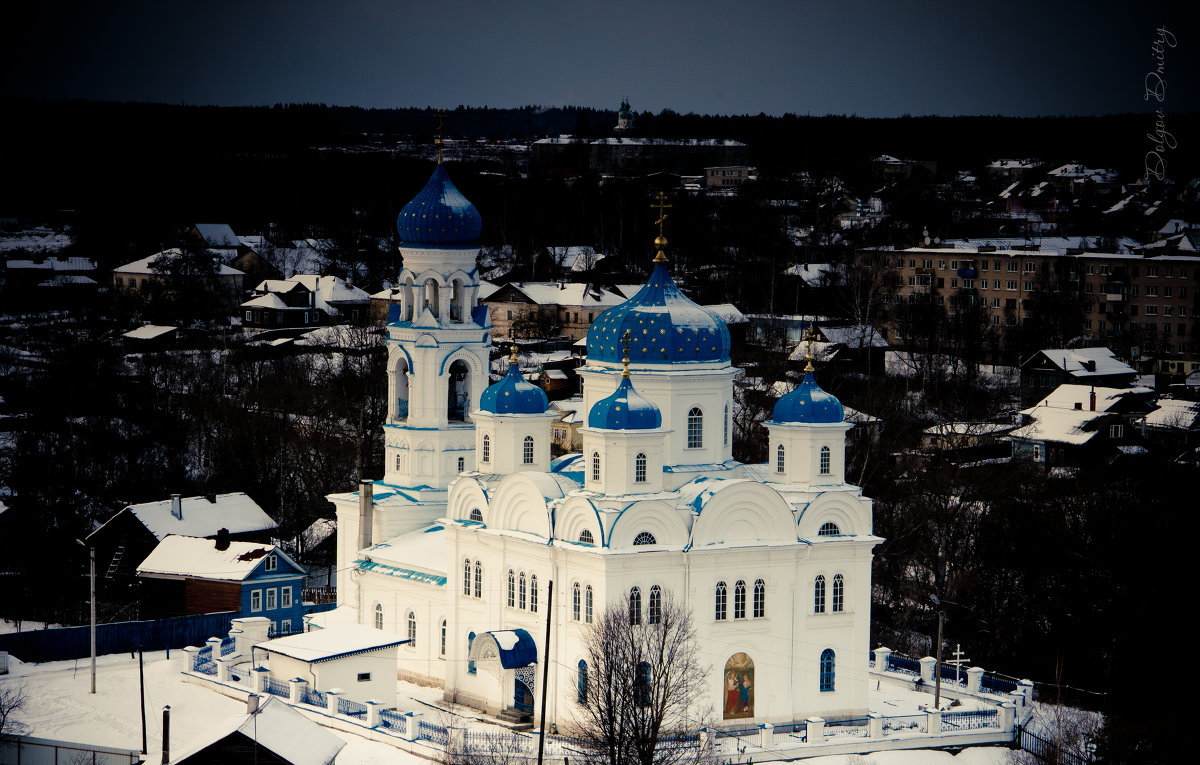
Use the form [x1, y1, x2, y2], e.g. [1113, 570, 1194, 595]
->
[722, 652, 755, 720]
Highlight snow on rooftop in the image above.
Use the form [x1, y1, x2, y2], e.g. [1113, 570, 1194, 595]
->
[703, 303, 748, 324]
[1009, 408, 1105, 445]
[360, 524, 447, 578]
[114, 249, 245, 276]
[1027, 384, 1153, 414]
[5, 255, 94, 270]
[1033, 347, 1136, 377]
[1145, 398, 1200, 429]
[259, 623, 407, 663]
[169, 696, 346, 765]
[819, 324, 889, 349]
[122, 324, 178, 341]
[99, 492, 277, 541]
[193, 223, 241, 248]
[241, 293, 291, 310]
[0, 232, 75, 254]
[491, 281, 630, 308]
[137, 535, 284, 581]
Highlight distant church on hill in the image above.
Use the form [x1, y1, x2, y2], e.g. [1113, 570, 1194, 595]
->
[329, 148, 881, 728]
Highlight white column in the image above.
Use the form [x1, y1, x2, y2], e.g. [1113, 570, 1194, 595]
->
[365, 700, 382, 728]
[918, 656, 937, 683]
[925, 709, 942, 735]
[806, 717, 825, 742]
[873, 647, 892, 671]
[758, 723, 773, 749]
[966, 666, 984, 693]
[867, 713, 883, 739]
[289, 678, 307, 704]
[439, 284, 452, 325]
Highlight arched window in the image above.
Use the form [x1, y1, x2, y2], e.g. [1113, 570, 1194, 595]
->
[814, 575, 826, 613]
[818, 522, 841, 536]
[592, 451, 601, 481]
[753, 579, 766, 618]
[649, 585, 662, 624]
[573, 583, 581, 621]
[579, 529, 594, 545]
[635, 661, 651, 707]
[635, 452, 647, 483]
[724, 403, 729, 446]
[832, 574, 844, 613]
[407, 611, 416, 646]
[585, 585, 594, 623]
[440, 619, 447, 656]
[577, 660, 588, 704]
[523, 435, 534, 464]
[463, 559, 472, 596]
[715, 581, 727, 620]
[457, 456, 465, 473]
[530, 575, 538, 613]
[633, 531, 656, 546]
[395, 453, 402, 471]
[776, 444, 785, 473]
[474, 562, 482, 598]
[820, 445, 831, 475]
[519, 572, 527, 609]
[629, 587, 642, 625]
[687, 407, 703, 448]
[469, 508, 483, 523]
[482, 434, 491, 463]
[507, 570, 515, 607]
[734, 580, 746, 619]
[374, 602, 384, 630]
[467, 632, 476, 675]
[819, 649, 835, 692]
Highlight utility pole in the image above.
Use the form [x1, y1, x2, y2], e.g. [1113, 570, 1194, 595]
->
[89, 544, 96, 694]
[139, 647, 148, 755]
[934, 610, 945, 710]
[536, 580, 553, 765]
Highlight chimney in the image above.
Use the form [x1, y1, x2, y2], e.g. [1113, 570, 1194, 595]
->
[359, 480, 373, 550]
[205, 493, 217, 503]
[214, 528, 230, 551]
[1090, 389, 1096, 411]
[170, 494, 182, 520]
[246, 693, 260, 714]
[1074, 402, 1082, 410]
[161, 706, 170, 765]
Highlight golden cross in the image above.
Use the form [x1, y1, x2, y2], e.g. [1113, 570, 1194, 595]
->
[803, 324, 818, 372]
[651, 192, 672, 236]
[621, 330, 632, 376]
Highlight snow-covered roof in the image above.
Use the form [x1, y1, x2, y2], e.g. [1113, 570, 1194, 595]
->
[702, 303, 748, 324]
[291, 274, 370, 313]
[550, 397, 586, 423]
[241, 293, 291, 310]
[819, 325, 889, 349]
[137, 535, 294, 581]
[842, 405, 881, 424]
[95, 492, 277, 542]
[923, 422, 1015, 437]
[5, 256, 95, 271]
[258, 623, 407, 663]
[781, 262, 843, 285]
[0, 232, 74, 254]
[300, 518, 336, 551]
[193, 223, 240, 248]
[1145, 399, 1200, 430]
[941, 236, 1141, 255]
[1008, 408, 1106, 445]
[1030, 347, 1136, 377]
[987, 158, 1041, 170]
[358, 524, 448, 584]
[237, 234, 269, 250]
[123, 325, 178, 341]
[1025, 384, 1154, 415]
[489, 281, 630, 308]
[170, 696, 345, 765]
[114, 249, 244, 276]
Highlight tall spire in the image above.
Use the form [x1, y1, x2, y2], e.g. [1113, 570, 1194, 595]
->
[651, 191, 672, 265]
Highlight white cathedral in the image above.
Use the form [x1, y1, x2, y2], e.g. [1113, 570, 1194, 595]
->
[330, 156, 881, 729]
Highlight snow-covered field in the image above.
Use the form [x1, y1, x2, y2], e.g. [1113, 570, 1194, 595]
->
[0, 650, 1016, 764]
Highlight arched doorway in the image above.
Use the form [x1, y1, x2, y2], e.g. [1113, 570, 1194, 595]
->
[393, 356, 410, 421]
[722, 652, 754, 720]
[447, 359, 470, 422]
[514, 679, 534, 714]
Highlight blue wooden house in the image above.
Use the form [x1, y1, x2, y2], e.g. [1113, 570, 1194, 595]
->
[137, 532, 307, 635]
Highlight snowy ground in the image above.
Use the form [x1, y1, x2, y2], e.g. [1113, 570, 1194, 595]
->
[1, 650, 1016, 764]
[1, 618, 67, 633]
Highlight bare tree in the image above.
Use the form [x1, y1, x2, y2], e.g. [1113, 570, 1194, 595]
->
[573, 591, 712, 765]
[0, 682, 29, 738]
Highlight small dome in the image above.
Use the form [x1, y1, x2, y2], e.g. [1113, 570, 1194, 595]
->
[479, 359, 549, 414]
[586, 263, 730, 364]
[588, 376, 662, 430]
[772, 372, 844, 424]
[396, 164, 482, 247]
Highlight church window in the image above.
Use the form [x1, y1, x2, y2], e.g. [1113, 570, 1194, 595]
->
[715, 582, 727, 620]
[687, 407, 704, 448]
[474, 563, 482, 598]
[470, 508, 483, 523]
[724, 404, 729, 445]
[734, 580, 746, 619]
[530, 575, 538, 613]
[573, 583, 581, 621]
[585, 585, 594, 622]
[635, 662, 651, 707]
[407, 611, 416, 646]
[577, 660, 588, 704]
[649, 585, 662, 624]
[819, 649, 835, 692]
[818, 522, 841, 536]
[592, 451, 601, 481]
[579, 529, 594, 545]
[395, 453, 402, 471]
[814, 575, 826, 613]
[833, 574, 844, 612]
[463, 559, 471, 596]
[629, 587, 642, 625]
[507, 570, 515, 607]
[820, 445, 831, 475]
[467, 632, 476, 674]
[519, 572, 527, 609]
[633, 531, 656, 546]
[753, 580, 766, 618]
[776, 444, 785, 473]
[440, 619, 447, 656]
[523, 435, 534, 464]
[482, 435, 491, 463]
[374, 602, 383, 630]
[635, 453, 647, 483]
[458, 456, 465, 472]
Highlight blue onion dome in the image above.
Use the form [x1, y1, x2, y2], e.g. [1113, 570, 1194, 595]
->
[586, 255, 730, 364]
[772, 372, 844, 424]
[588, 375, 662, 430]
[396, 163, 483, 246]
[479, 348, 549, 414]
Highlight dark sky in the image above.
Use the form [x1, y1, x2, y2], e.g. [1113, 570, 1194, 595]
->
[4, 0, 1197, 117]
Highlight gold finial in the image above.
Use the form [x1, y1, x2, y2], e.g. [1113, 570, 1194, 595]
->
[435, 108, 447, 164]
[620, 330, 632, 377]
[651, 192, 672, 264]
[509, 344, 518, 365]
[803, 324, 818, 373]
